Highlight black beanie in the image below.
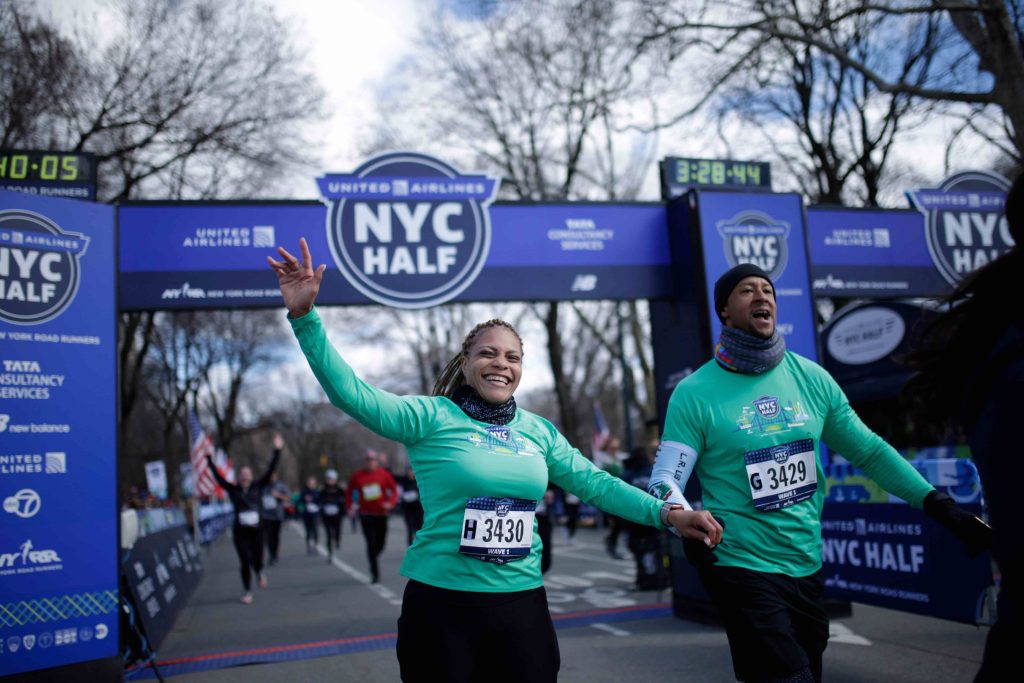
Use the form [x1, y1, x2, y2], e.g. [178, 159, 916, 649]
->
[713, 263, 774, 321]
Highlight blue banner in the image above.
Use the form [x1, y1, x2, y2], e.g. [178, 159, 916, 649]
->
[806, 208, 950, 297]
[822, 503, 992, 624]
[906, 171, 1012, 287]
[0, 190, 118, 676]
[694, 191, 819, 361]
[117, 202, 672, 309]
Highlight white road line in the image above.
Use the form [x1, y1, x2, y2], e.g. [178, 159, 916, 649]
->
[591, 623, 630, 637]
[829, 622, 872, 646]
[288, 521, 401, 606]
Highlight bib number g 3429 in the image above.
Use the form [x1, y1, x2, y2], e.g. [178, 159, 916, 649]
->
[459, 496, 536, 564]
[745, 439, 817, 512]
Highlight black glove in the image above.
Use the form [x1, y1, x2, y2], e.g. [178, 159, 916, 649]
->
[923, 490, 992, 557]
[682, 516, 725, 568]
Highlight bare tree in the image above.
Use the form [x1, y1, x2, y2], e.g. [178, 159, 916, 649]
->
[199, 309, 287, 451]
[637, 0, 1024, 167]
[373, 0, 663, 447]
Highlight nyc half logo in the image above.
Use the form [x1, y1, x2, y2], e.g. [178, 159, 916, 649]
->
[318, 152, 500, 309]
[716, 210, 791, 279]
[907, 171, 1012, 285]
[0, 209, 89, 325]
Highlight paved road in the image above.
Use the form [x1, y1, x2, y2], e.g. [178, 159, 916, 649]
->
[130, 518, 989, 682]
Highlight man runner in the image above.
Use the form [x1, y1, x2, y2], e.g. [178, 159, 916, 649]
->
[649, 263, 990, 683]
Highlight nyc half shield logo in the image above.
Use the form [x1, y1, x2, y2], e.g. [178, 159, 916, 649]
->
[907, 171, 1012, 285]
[0, 209, 89, 325]
[318, 152, 500, 309]
[716, 210, 791, 279]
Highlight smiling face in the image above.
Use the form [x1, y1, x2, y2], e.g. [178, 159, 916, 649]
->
[460, 326, 523, 405]
[720, 275, 776, 338]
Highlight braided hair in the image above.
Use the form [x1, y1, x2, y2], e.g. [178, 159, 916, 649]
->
[432, 319, 524, 398]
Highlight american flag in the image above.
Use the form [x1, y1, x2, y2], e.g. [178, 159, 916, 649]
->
[189, 410, 218, 496]
[592, 402, 610, 452]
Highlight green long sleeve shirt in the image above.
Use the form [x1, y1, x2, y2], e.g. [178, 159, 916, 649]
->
[654, 353, 934, 577]
[291, 308, 666, 592]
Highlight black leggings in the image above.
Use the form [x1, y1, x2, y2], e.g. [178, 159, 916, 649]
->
[302, 513, 319, 546]
[397, 580, 559, 682]
[232, 525, 263, 591]
[360, 514, 388, 578]
[323, 515, 342, 554]
[263, 519, 282, 561]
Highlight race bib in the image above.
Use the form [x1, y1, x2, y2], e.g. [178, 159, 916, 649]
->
[323, 504, 340, 516]
[262, 495, 277, 509]
[402, 490, 420, 503]
[745, 439, 817, 512]
[306, 502, 320, 514]
[459, 497, 536, 564]
[362, 483, 382, 501]
[238, 510, 260, 527]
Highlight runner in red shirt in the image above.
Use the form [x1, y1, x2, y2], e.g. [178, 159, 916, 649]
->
[346, 451, 399, 582]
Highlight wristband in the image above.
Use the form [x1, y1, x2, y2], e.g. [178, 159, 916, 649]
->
[660, 503, 684, 528]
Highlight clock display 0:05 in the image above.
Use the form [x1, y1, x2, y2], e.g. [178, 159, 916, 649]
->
[0, 153, 86, 182]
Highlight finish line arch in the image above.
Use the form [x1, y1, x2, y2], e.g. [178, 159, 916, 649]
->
[0, 159, 1005, 677]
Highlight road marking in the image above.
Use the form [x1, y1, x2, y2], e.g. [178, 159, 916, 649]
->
[288, 521, 401, 606]
[830, 622, 872, 646]
[591, 622, 630, 636]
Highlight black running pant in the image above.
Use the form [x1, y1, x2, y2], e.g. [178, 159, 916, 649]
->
[232, 524, 263, 591]
[397, 580, 559, 683]
[263, 518, 282, 562]
[302, 513, 319, 546]
[699, 565, 828, 683]
[360, 514, 388, 578]
[402, 504, 424, 546]
[323, 514, 342, 554]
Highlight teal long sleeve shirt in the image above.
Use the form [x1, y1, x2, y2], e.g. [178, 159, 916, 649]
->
[291, 308, 667, 592]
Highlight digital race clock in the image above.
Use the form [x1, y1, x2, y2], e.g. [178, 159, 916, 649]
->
[0, 150, 97, 201]
[660, 157, 772, 199]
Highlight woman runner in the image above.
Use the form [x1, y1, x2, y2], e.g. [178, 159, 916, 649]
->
[206, 442, 281, 604]
[268, 238, 722, 681]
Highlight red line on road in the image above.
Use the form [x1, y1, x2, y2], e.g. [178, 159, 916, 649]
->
[131, 602, 671, 673]
[149, 632, 399, 667]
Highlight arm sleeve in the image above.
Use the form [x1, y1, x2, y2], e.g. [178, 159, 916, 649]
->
[256, 449, 281, 488]
[545, 428, 666, 529]
[289, 308, 439, 445]
[648, 441, 696, 510]
[648, 387, 704, 508]
[819, 372, 933, 508]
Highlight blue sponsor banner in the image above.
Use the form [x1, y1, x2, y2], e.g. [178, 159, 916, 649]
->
[806, 208, 951, 297]
[694, 191, 819, 362]
[907, 171, 1012, 287]
[117, 201, 671, 309]
[822, 503, 992, 624]
[0, 190, 118, 676]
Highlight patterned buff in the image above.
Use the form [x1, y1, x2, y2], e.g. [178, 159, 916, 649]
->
[715, 326, 786, 374]
[451, 384, 517, 425]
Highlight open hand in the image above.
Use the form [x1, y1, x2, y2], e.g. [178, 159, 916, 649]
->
[267, 238, 326, 318]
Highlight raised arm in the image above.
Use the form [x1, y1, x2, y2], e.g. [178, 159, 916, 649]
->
[267, 237, 325, 319]
[205, 454, 234, 493]
[270, 240, 438, 445]
[256, 442, 282, 488]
